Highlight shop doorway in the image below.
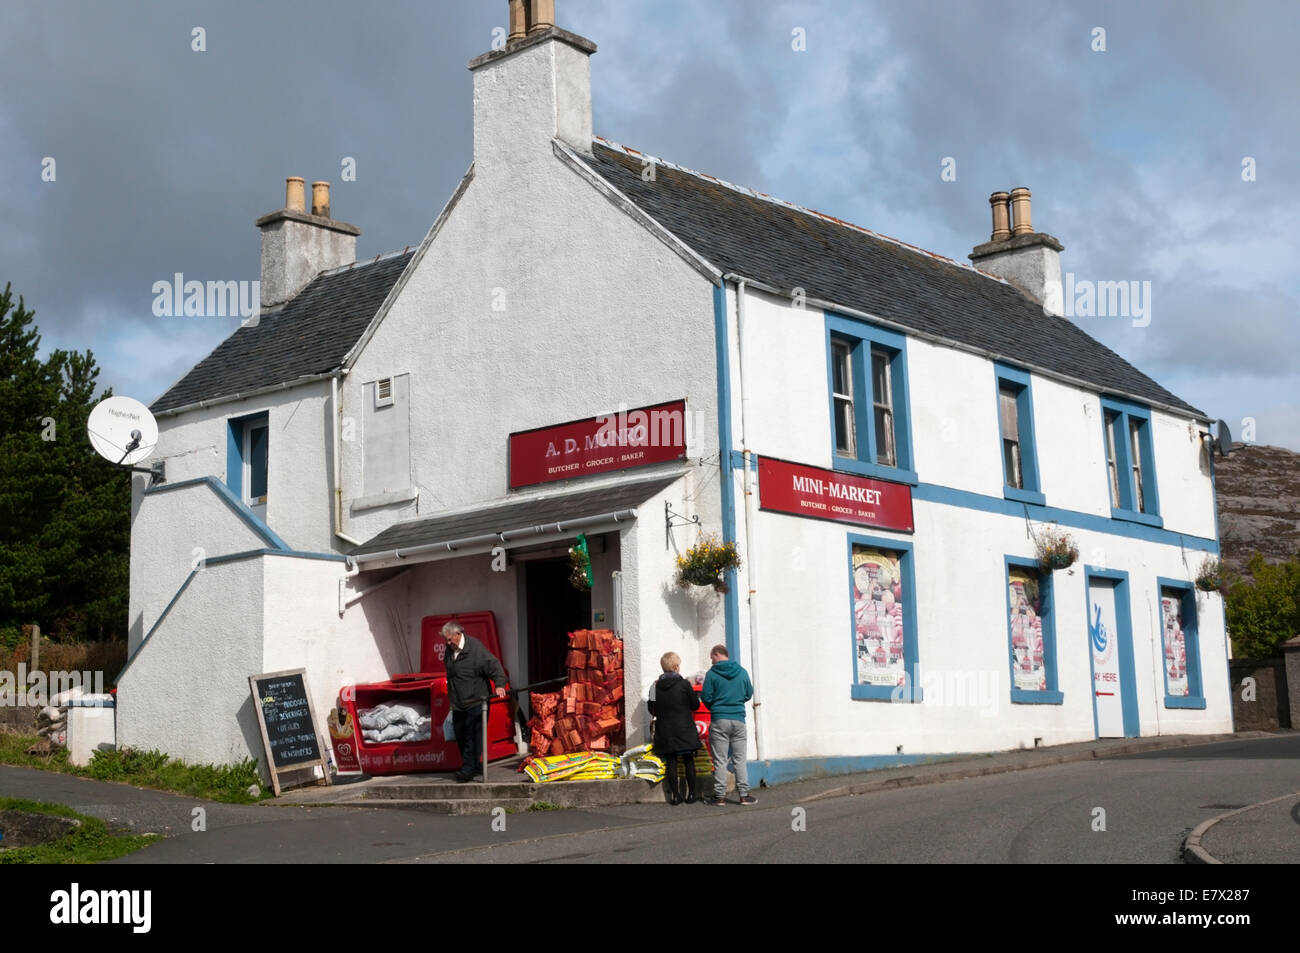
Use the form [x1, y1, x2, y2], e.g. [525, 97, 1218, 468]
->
[525, 558, 590, 685]
[1085, 571, 1139, 738]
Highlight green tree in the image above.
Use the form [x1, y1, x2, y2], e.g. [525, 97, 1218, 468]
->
[0, 283, 130, 644]
[1225, 553, 1300, 659]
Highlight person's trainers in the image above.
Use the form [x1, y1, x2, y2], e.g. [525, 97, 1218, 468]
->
[707, 796, 727, 806]
[739, 795, 758, 805]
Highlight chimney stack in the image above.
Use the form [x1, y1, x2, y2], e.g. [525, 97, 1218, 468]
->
[469, 0, 596, 162]
[256, 176, 360, 310]
[970, 186, 1064, 316]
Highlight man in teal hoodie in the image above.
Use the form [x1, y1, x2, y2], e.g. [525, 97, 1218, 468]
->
[701, 644, 756, 805]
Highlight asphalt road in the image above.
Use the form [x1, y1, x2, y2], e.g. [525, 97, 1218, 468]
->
[1, 733, 1295, 863]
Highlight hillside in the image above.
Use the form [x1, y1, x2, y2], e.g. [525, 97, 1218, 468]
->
[1214, 443, 1300, 577]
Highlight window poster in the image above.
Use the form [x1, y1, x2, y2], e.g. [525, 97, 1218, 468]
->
[1161, 590, 1189, 697]
[1008, 567, 1046, 691]
[852, 546, 905, 687]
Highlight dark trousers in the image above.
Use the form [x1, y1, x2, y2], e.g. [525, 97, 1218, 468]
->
[452, 705, 484, 778]
[663, 751, 698, 801]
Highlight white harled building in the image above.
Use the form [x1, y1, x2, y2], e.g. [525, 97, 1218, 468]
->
[122, 1, 1231, 783]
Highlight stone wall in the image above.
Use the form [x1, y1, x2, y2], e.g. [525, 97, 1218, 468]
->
[1228, 658, 1289, 730]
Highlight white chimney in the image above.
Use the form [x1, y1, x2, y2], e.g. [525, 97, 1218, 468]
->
[256, 176, 360, 310]
[969, 187, 1064, 316]
[468, 0, 596, 169]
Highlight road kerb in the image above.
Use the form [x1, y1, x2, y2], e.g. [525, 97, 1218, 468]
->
[1183, 790, 1300, 865]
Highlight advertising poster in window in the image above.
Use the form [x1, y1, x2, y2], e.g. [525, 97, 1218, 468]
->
[1008, 567, 1046, 692]
[1161, 590, 1189, 697]
[852, 547, 905, 687]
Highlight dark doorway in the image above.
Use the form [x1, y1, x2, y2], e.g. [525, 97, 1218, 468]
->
[525, 558, 590, 685]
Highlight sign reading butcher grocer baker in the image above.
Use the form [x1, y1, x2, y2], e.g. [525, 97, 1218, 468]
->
[508, 400, 688, 489]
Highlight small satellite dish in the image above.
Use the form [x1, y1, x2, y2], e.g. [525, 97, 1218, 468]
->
[1213, 419, 1233, 457]
[87, 396, 158, 466]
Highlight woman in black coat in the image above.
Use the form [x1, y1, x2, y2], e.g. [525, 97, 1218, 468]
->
[648, 651, 702, 805]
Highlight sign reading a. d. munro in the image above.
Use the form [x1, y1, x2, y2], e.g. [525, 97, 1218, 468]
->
[508, 400, 687, 489]
[758, 456, 914, 533]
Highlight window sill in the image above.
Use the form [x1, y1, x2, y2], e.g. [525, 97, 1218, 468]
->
[1110, 508, 1163, 528]
[1163, 694, 1206, 710]
[832, 457, 918, 486]
[1010, 689, 1064, 705]
[1004, 487, 1046, 507]
[353, 487, 419, 512]
[851, 683, 923, 702]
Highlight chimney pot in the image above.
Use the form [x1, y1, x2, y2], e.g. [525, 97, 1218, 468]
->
[989, 191, 1011, 242]
[285, 177, 305, 213]
[508, 0, 526, 40]
[1010, 186, 1033, 236]
[529, 0, 555, 33]
[311, 181, 331, 218]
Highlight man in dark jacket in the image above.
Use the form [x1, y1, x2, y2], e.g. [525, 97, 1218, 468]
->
[441, 621, 508, 782]
[701, 643, 755, 806]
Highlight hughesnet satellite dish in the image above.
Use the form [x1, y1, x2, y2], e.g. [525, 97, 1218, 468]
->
[87, 396, 158, 466]
[1214, 419, 1233, 457]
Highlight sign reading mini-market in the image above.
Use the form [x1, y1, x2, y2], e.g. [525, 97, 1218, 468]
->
[758, 456, 914, 532]
[509, 400, 688, 488]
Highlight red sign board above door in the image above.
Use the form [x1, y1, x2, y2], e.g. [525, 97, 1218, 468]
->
[757, 456, 914, 533]
[509, 400, 688, 489]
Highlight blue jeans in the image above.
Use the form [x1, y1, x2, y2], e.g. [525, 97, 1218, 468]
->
[708, 718, 749, 798]
[453, 705, 483, 777]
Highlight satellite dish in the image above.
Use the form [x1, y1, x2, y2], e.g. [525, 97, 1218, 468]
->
[87, 396, 158, 466]
[1213, 419, 1233, 457]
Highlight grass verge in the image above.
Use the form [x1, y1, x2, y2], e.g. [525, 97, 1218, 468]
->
[0, 796, 157, 864]
[0, 733, 269, 804]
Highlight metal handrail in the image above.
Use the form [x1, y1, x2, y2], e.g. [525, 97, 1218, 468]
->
[464, 676, 570, 780]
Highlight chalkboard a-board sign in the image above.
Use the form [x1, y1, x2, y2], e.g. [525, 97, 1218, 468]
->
[249, 669, 332, 796]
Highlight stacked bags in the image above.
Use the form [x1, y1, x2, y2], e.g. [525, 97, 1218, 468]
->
[526, 629, 625, 757]
[358, 701, 432, 743]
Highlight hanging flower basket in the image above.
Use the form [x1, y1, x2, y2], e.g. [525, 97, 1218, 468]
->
[1195, 556, 1224, 593]
[569, 535, 593, 592]
[1034, 525, 1079, 571]
[675, 535, 741, 594]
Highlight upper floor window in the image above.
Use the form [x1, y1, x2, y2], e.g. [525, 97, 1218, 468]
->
[1100, 397, 1161, 527]
[226, 411, 269, 515]
[825, 315, 916, 484]
[994, 363, 1044, 506]
[831, 340, 856, 456]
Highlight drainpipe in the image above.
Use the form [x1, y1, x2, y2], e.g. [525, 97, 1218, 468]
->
[731, 276, 763, 761]
[331, 374, 363, 547]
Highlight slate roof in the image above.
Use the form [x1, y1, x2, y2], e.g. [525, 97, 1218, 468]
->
[584, 140, 1201, 417]
[356, 473, 681, 557]
[151, 251, 414, 414]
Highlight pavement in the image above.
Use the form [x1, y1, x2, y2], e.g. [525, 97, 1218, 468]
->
[0, 729, 1294, 862]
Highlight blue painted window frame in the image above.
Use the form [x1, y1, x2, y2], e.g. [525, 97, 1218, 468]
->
[994, 363, 1045, 506]
[1156, 578, 1206, 709]
[825, 314, 917, 485]
[1099, 396, 1162, 527]
[1005, 556, 1064, 704]
[1083, 566, 1141, 738]
[226, 411, 269, 504]
[846, 531, 922, 702]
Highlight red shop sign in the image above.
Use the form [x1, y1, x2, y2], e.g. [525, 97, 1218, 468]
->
[509, 400, 688, 489]
[757, 456, 914, 532]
